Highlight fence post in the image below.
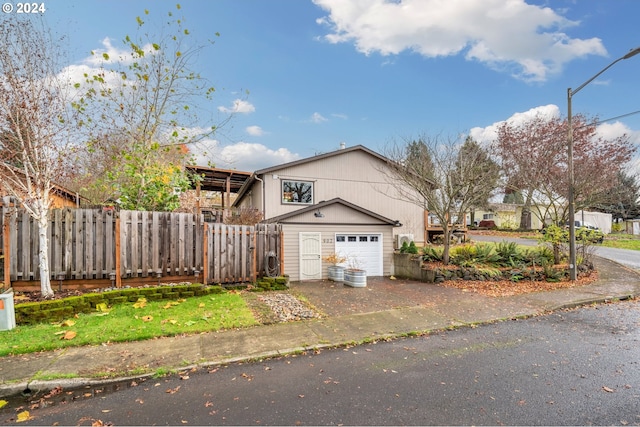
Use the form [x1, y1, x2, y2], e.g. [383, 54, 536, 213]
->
[279, 227, 284, 276]
[3, 211, 9, 288]
[252, 227, 257, 282]
[203, 222, 209, 285]
[115, 215, 122, 288]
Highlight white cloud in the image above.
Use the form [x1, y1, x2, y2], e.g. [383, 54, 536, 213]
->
[84, 37, 143, 66]
[218, 99, 256, 114]
[190, 139, 299, 171]
[313, 0, 607, 82]
[469, 105, 640, 165]
[310, 112, 328, 123]
[58, 37, 161, 101]
[469, 104, 561, 143]
[594, 121, 636, 142]
[245, 125, 265, 136]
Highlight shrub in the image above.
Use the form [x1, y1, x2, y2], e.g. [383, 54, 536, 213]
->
[528, 246, 554, 266]
[576, 227, 604, 244]
[474, 244, 501, 265]
[450, 243, 501, 267]
[450, 244, 477, 266]
[543, 264, 566, 282]
[422, 246, 444, 262]
[399, 241, 419, 254]
[494, 241, 522, 266]
[474, 267, 503, 280]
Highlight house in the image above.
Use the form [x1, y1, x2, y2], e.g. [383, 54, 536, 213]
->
[472, 203, 546, 230]
[233, 145, 427, 281]
[1, 182, 86, 209]
[473, 204, 613, 233]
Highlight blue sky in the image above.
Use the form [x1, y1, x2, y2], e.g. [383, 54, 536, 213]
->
[33, 0, 640, 171]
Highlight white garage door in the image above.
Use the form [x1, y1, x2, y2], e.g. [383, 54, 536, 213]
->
[335, 234, 383, 276]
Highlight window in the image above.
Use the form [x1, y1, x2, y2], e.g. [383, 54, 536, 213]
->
[282, 180, 313, 204]
[483, 214, 494, 220]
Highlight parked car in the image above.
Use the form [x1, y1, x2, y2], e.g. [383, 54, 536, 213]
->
[570, 220, 600, 230]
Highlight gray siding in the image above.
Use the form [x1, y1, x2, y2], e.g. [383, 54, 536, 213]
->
[243, 149, 425, 243]
[281, 223, 393, 282]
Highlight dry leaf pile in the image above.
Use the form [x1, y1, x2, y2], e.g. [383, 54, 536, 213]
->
[440, 271, 598, 297]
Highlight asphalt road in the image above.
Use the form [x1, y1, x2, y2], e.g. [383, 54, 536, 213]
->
[4, 299, 640, 426]
[471, 233, 640, 271]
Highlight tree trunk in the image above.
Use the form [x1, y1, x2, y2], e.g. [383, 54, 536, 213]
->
[442, 224, 451, 265]
[519, 192, 533, 230]
[37, 211, 54, 298]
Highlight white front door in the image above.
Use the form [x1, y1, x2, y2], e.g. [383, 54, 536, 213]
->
[299, 232, 322, 280]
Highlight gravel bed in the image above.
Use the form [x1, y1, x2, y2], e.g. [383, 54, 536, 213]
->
[256, 293, 320, 322]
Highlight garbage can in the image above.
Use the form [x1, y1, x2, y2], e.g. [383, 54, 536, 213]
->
[0, 288, 16, 331]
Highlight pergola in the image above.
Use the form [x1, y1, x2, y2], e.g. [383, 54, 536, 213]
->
[186, 165, 252, 213]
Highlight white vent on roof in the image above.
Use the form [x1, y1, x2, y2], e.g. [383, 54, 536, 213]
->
[396, 233, 414, 248]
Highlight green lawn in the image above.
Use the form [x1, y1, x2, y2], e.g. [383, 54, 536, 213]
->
[0, 293, 258, 357]
[601, 234, 640, 251]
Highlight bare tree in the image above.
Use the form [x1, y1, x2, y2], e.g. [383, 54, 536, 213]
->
[382, 135, 499, 264]
[0, 18, 72, 297]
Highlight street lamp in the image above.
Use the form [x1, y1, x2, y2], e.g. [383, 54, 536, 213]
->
[567, 46, 640, 280]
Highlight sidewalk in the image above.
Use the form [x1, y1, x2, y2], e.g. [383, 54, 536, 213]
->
[1, 256, 639, 399]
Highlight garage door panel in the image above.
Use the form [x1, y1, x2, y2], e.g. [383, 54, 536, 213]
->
[335, 234, 383, 276]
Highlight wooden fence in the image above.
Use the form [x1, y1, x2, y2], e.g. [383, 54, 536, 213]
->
[0, 202, 282, 291]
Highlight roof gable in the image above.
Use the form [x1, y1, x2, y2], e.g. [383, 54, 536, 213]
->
[235, 145, 391, 203]
[265, 197, 400, 225]
[255, 145, 389, 175]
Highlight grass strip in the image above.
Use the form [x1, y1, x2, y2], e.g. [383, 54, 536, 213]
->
[0, 293, 257, 357]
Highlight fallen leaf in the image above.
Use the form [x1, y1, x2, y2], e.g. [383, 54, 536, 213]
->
[184, 320, 195, 326]
[60, 319, 76, 327]
[205, 401, 214, 407]
[142, 315, 153, 322]
[133, 298, 147, 309]
[61, 331, 77, 340]
[16, 411, 31, 423]
[602, 386, 615, 393]
[44, 386, 63, 398]
[166, 386, 181, 394]
[163, 301, 180, 309]
[95, 303, 110, 312]
[0, 400, 7, 409]
[199, 303, 206, 308]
